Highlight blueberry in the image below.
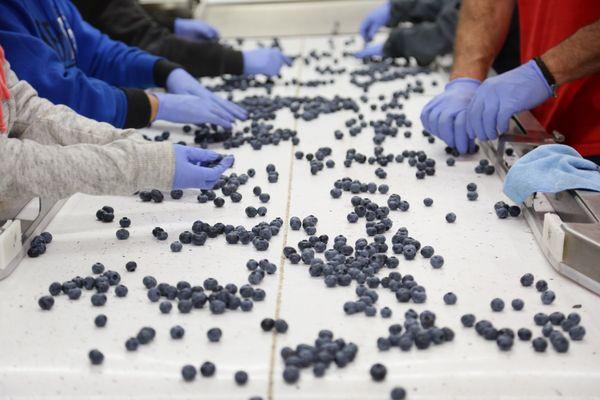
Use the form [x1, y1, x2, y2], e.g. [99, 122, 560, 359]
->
[125, 337, 139, 351]
[181, 365, 197, 381]
[178, 300, 193, 313]
[542, 322, 554, 337]
[535, 280, 548, 292]
[534, 312, 549, 326]
[330, 188, 342, 198]
[461, 314, 476, 327]
[430, 255, 444, 269]
[159, 301, 172, 314]
[520, 273, 534, 287]
[170, 325, 185, 339]
[541, 290, 555, 305]
[446, 157, 455, 166]
[274, 319, 289, 333]
[568, 325, 585, 340]
[509, 206, 521, 217]
[496, 334, 513, 351]
[39, 232, 53, 243]
[125, 261, 137, 272]
[550, 334, 569, 353]
[115, 284, 128, 297]
[200, 361, 216, 377]
[445, 213, 456, 223]
[116, 228, 130, 240]
[283, 366, 300, 384]
[156, 231, 168, 241]
[91, 293, 107, 306]
[391, 387, 407, 400]
[170, 241, 183, 252]
[496, 207, 509, 219]
[549, 311, 565, 325]
[567, 312, 581, 325]
[380, 307, 392, 318]
[137, 327, 156, 344]
[143, 275, 157, 289]
[532, 337, 547, 352]
[490, 298, 504, 312]
[234, 370, 248, 385]
[467, 191, 479, 201]
[92, 262, 105, 274]
[443, 292, 457, 305]
[423, 198, 433, 207]
[213, 197, 225, 207]
[370, 363, 387, 381]
[119, 217, 131, 228]
[517, 328, 532, 341]
[147, 288, 160, 302]
[38, 295, 55, 310]
[466, 183, 477, 192]
[67, 288, 82, 300]
[48, 282, 62, 296]
[207, 327, 222, 342]
[420, 246, 434, 258]
[170, 190, 183, 200]
[88, 349, 104, 365]
[508, 298, 524, 311]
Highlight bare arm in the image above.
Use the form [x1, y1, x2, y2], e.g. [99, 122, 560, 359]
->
[542, 18, 600, 86]
[450, 0, 515, 81]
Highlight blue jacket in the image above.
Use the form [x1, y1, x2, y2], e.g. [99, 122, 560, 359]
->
[0, 0, 174, 128]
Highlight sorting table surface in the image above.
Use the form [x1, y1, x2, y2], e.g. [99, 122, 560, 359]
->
[1, 35, 599, 400]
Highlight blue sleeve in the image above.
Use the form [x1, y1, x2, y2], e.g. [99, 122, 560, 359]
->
[60, 0, 160, 88]
[0, 29, 128, 128]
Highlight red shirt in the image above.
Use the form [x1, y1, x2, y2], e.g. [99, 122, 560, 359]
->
[518, 0, 600, 156]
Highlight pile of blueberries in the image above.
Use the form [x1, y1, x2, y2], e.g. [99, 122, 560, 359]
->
[460, 273, 585, 352]
[376, 309, 454, 352]
[38, 262, 126, 310]
[494, 200, 522, 219]
[346, 195, 394, 236]
[295, 147, 336, 175]
[27, 231, 53, 258]
[348, 58, 430, 92]
[474, 159, 496, 175]
[331, 177, 389, 199]
[144, 276, 264, 315]
[281, 330, 358, 383]
[174, 216, 283, 252]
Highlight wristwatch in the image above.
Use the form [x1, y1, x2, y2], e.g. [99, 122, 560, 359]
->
[533, 56, 558, 97]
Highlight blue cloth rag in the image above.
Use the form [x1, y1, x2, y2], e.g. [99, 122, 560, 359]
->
[503, 144, 600, 203]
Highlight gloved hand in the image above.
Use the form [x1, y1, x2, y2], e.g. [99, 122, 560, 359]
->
[466, 60, 553, 141]
[154, 93, 234, 128]
[172, 144, 234, 190]
[504, 144, 600, 203]
[166, 68, 247, 121]
[353, 43, 384, 59]
[174, 18, 219, 40]
[359, 2, 391, 43]
[420, 78, 481, 154]
[242, 48, 293, 76]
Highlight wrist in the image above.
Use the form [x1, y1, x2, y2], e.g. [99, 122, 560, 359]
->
[148, 93, 159, 122]
[527, 59, 555, 98]
[446, 77, 481, 90]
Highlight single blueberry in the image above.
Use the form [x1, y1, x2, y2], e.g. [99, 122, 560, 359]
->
[88, 349, 104, 365]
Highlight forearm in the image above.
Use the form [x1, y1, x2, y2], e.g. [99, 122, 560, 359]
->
[0, 137, 174, 203]
[451, 0, 515, 81]
[542, 18, 600, 86]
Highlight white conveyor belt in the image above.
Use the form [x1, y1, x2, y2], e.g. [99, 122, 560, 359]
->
[0, 36, 599, 400]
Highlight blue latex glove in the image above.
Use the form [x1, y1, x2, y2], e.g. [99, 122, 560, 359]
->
[466, 60, 553, 141]
[353, 43, 384, 59]
[504, 144, 600, 203]
[155, 93, 234, 128]
[172, 144, 234, 189]
[420, 78, 481, 154]
[242, 48, 293, 76]
[166, 68, 247, 121]
[174, 18, 219, 40]
[359, 2, 391, 42]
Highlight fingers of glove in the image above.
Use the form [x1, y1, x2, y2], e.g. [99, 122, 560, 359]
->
[482, 95, 500, 141]
[353, 48, 368, 58]
[454, 111, 469, 154]
[359, 19, 372, 42]
[280, 53, 293, 66]
[206, 25, 220, 39]
[437, 110, 455, 149]
[466, 94, 487, 141]
[366, 24, 381, 43]
[496, 106, 513, 136]
[200, 108, 232, 129]
[213, 96, 247, 121]
[420, 95, 445, 132]
[428, 107, 444, 140]
[184, 147, 221, 165]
